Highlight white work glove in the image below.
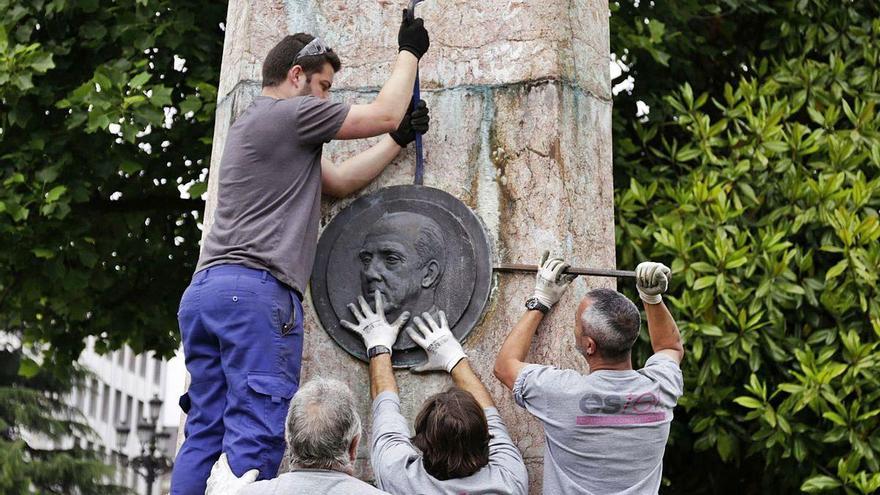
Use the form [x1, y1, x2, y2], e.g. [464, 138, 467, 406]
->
[636, 261, 671, 304]
[406, 311, 467, 373]
[533, 250, 576, 307]
[205, 453, 259, 495]
[340, 290, 410, 352]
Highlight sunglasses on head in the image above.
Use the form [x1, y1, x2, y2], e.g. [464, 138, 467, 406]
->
[294, 37, 330, 63]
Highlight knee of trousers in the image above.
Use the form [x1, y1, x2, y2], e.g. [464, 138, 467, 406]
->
[224, 371, 297, 479]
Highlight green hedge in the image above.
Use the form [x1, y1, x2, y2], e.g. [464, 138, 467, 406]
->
[614, 4, 880, 493]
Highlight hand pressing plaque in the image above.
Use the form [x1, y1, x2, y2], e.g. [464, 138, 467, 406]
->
[311, 185, 493, 367]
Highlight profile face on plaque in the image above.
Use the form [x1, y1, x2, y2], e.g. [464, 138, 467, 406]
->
[358, 212, 445, 336]
[311, 185, 492, 367]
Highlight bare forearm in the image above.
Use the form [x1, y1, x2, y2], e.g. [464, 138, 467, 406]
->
[499, 310, 543, 362]
[450, 359, 495, 408]
[322, 137, 401, 197]
[374, 51, 419, 124]
[644, 301, 684, 356]
[370, 354, 398, 399]
[493, 310, 544, 389]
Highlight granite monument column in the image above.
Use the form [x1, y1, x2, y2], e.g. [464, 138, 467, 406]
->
[196, 0, 613, 490]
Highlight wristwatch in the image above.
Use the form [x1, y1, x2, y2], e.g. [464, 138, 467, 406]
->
[368, 345, 392, 358]
[525, 297, 550, 315]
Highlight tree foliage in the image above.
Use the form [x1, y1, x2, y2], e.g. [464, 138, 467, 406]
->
[612, 1, 880, 493]
[0, 0, 225, 369]
[0, 347, 127, 494]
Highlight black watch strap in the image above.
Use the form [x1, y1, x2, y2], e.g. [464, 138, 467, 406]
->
[368, 345, 392, 358]
[525, 297, 550, 315]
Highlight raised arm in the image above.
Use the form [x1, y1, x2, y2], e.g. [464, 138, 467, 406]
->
[494, 251, 575, 390]
[405, 311, 495, 407]
[334, 11, 429, 140]
[493, 310, 543, 391]
[322, 101, 429, 197]
[450, 358, 495, 408]
[635, 262, 684, 363]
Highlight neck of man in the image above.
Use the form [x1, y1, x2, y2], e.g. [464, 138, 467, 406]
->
[261, 86, 285, 99]
[586, 353, 634, 372]
[261, 83, 302, 100]
[291, 463, 354, 476]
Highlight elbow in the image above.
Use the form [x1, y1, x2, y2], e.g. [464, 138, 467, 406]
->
[493, 360, 511, 387]
[379, 112, 401, 134]
[492, 359, 504, 382]
[373, 102, 404, 133]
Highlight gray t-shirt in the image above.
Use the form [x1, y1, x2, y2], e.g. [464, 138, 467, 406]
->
[240, 469, 389, 495]
[371, 391, 528, 495]
[513, 354, 684, 495]
[197, 95, 351, 293]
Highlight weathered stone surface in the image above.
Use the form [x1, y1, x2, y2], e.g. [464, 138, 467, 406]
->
[198, 0, 613, 491]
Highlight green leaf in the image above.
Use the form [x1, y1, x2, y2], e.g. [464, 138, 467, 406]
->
[150, 85, 174, 107]
[35, 166, 61, 183]
[32, 248, 55, 259]
[45, 185, 67, 202]
[717, 431, 735, 461]
[801, 476, 841, 492]
[129, 72, 152, 89]
[30, 52, 55, 73]
[822, 412, 847, 426]
[676, 146, 702, 162]
[701, 325, 723, 337]
[825, 259, 848, 281]
[80, 22, 107, 40]
[734, 396, 764, 409]
[187, 181, 208, 198]
[693, 276, 716, 290]
[179, 95, 203, 115]
[779, 282, 805, 295]
[120, 161, 143, 174]
[18, 357, 40, 378]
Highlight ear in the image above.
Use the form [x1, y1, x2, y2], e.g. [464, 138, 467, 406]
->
[288, 65, 304, 87]
[420, 260, 441, 288]
[583, 336, 597, 356]
[349, 434, 360, 462]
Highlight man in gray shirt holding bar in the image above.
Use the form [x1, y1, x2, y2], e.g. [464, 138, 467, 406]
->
[340, 291, 529, 495]
[494, 253, 685, 494]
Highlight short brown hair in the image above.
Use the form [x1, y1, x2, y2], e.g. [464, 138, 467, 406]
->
[411, 387, 491, 480]
[262, 33, 342, 88]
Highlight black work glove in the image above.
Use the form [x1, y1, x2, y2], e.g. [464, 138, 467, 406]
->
[390, 99, 430, 147]
[398, 9, 430, 59]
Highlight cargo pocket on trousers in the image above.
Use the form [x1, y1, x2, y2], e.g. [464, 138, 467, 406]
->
[246, 372, 297, 439]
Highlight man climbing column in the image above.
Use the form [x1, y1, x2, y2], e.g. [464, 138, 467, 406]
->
[170, 10, 431, 494]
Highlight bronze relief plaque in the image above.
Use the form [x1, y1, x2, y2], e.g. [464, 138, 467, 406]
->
[310, 185, 493, 367]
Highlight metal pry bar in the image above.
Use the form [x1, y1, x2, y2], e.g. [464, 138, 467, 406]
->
[494, 263, 637, 279]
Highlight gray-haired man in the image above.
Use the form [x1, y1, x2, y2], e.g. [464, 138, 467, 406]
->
[494, 254, 685, 494]
[206, 378, 389, 495]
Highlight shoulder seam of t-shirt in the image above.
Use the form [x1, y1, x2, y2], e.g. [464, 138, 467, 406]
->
[512, 364, 535, 407]
[372, 391, 401, 413]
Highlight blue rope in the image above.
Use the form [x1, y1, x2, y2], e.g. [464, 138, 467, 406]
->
[413, 72, 424, 185]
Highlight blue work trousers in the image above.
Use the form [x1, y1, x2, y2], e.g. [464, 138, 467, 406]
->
[170, 264, 304, 494]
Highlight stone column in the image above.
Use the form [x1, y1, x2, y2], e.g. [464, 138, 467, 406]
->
[201, 0, 612, 491]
